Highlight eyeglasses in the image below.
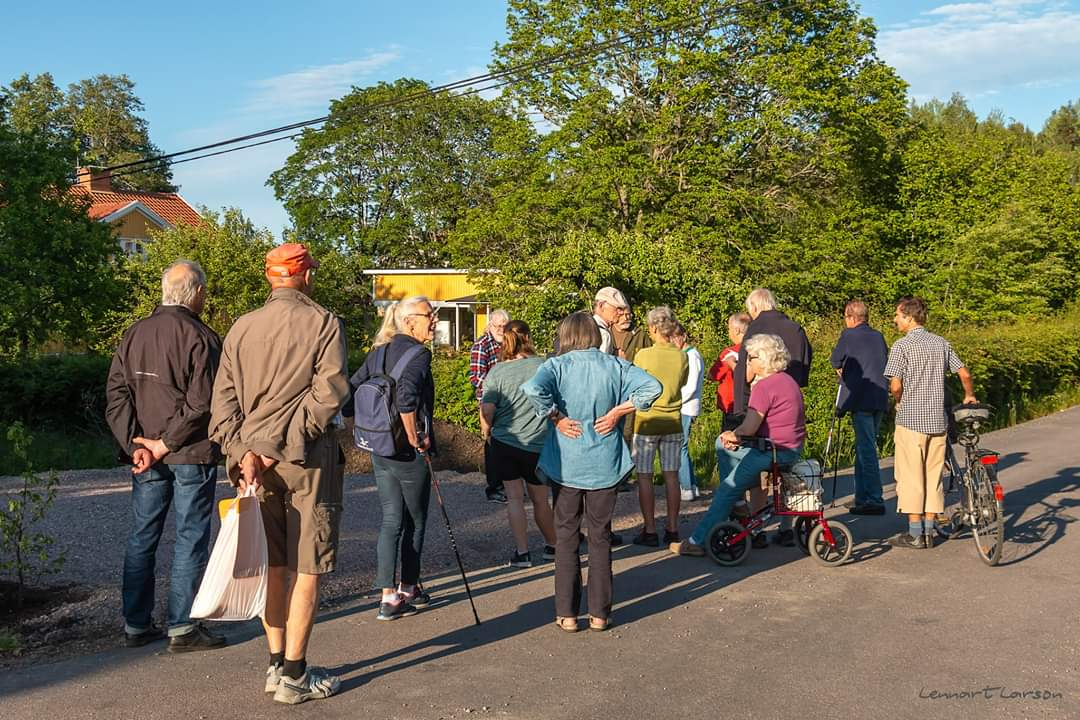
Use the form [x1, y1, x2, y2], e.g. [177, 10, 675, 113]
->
[748, 355, 760, 361]
[408, 312, 436, 321]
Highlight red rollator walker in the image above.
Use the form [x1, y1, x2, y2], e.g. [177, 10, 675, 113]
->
[705, 439, 854, 567]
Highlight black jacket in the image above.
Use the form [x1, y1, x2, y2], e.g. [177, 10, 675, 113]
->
[733, 309, 813, 415]
[106, 305, 222, 465]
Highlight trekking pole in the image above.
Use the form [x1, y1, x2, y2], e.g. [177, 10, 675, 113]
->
[418, 440, 481, 626]
[824, 361, 845, 507]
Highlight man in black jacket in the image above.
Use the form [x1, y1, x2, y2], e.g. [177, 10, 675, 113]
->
[731, 288, 813, 546]
[106, 260, 226, 653]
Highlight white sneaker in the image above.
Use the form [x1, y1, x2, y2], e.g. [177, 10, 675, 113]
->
[680, 489, 694, 502]
[273, 667, 341, 705]
[265, 664, 283, 693]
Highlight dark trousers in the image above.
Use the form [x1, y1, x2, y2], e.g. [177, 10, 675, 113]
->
[483, 441, 504, 496]
[553, 484, 618, 620]
[123, 463, 216, 636]
[372, 454, 431, 588]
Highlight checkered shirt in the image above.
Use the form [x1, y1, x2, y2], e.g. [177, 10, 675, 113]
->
[468, 331, 501, 400]
[883, 327, 965, 435]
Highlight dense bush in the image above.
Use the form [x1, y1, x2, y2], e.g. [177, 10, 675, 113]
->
[0, 353, 111, 432]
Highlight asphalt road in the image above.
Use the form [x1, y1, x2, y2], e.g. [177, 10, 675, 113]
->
[2, 407, 1078, 720]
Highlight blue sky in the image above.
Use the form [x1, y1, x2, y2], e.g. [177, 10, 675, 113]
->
[4, 0, 1079, 234]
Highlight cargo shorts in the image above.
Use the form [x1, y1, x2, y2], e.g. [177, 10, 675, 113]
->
[256, 432, 345, 575]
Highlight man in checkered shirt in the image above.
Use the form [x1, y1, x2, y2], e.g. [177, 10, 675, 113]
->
[469, 309, 510, 503]
[883, 297, 976, 550]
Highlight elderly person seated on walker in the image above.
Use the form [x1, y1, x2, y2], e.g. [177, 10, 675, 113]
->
[670, 333, 806, 556]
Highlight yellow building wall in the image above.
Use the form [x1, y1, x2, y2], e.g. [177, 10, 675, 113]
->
[113, 212, 159, 240]
[372, 273, 479, 302]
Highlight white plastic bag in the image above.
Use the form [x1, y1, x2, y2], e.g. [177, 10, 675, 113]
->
[191, 485, 267, 621]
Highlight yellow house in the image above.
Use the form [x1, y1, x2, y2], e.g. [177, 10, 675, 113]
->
[362, 269, 495, 347]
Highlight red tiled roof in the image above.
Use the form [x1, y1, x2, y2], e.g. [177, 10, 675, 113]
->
[69, 185, 204, 227]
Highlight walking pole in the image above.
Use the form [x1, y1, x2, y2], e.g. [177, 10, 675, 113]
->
[824, 361, 845, 508]
[418, 439, 481, 626]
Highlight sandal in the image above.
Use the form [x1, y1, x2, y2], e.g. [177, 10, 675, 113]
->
[555, 616, 579, 633]
[588, 616, 610, 632]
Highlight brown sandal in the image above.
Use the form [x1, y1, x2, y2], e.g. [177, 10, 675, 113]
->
[588, 616, 610, 632]
[555, 616, 579, 632]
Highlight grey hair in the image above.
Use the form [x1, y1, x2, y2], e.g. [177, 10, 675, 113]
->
[161, 260, 206, 308]
[373, 295, 432, 347]
[745, 288, 777, 315]
[728, 311, 751, 335]
[646, 305, 678, 340]
[745, 333, 790, 375]
[488, 309, 509, 330]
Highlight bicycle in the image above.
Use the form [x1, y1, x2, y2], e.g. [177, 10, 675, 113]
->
[941, 404, 1005, 566]
[705, 439, 854, 568]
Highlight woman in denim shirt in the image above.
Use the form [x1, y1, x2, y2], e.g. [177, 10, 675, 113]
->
[522, 312, 661, 632]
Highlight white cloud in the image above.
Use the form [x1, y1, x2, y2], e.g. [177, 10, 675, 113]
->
[243, 49, 401, 117]
[877, 1, 1080, 103]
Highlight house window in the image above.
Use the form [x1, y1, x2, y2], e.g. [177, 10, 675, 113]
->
[119, 238, 146, 257]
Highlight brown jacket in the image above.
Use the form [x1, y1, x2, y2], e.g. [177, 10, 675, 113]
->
[210, 288, 349, 482]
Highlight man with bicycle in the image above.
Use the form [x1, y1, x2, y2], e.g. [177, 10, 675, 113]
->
[883, 297, 976, 550]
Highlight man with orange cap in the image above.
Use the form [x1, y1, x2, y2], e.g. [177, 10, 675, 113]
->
[210, 243, 350, 705]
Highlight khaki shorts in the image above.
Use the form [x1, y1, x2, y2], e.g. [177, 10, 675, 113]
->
[257, 433, 345, 574]
[893, 424, 946, 515]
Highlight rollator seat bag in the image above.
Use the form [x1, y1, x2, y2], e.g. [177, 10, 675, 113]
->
[353, 343, 425, 457]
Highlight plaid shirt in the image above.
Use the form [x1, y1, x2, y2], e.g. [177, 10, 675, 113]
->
[884, 327, 965, 435]
[468, 332, 501, 400]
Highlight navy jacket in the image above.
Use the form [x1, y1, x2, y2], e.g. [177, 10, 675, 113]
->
[830, 323, 889, 413]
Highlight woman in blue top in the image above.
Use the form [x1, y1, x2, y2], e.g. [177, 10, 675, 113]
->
[522, 312, 661, 632]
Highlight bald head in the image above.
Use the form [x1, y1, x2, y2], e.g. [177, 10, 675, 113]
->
[161, 260, 206, 314]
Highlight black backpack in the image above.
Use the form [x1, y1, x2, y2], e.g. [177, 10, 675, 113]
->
[352, 343, 425, 457]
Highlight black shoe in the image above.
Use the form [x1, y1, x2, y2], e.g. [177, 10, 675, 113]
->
[508, 550, 533, 568]
[376, 601, 419, 621]
[486, 489, 508, 504]
[609, 532, 623, 547]
[167, 622, 227, 653]
[401, 586, 431, 607]
[775, 529, 796, 547]
[632, 531, 660, 547]
[848, 503, 886, 516]
[125, 625, 165, 648]
[888, 532, 928, 549]
[542, 544, 556, 560]
[751, 532, 769, 549]
[662, 530, 680, 545]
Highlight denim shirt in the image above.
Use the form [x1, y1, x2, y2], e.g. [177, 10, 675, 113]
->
[522, 349, 662, 490]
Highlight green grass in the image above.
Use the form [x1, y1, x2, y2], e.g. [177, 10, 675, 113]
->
[0, 629, 20, 653]
[0, 428, 116, 475]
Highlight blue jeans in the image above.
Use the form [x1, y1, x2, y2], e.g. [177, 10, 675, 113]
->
[851, 411, 884, 507]
[678, 414, 697, 491]
[123, 463, 217, 637]
[689, 441, 802, 545]
[372, 454, 431, 589]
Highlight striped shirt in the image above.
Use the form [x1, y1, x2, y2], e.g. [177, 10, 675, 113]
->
[884, 327, 965, 435]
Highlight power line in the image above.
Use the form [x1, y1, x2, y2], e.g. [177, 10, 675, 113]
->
[93, 0, 787, 183]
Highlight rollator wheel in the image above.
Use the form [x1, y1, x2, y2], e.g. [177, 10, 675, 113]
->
[706, 521, 751, 566]
[794, 517, 815, 555]
[808, 520, 853, 567]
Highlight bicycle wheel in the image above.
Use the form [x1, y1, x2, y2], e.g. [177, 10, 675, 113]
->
[808, 520, 853, 567]
[968, 464, 1004, 566]
[706, 521, 752, 566]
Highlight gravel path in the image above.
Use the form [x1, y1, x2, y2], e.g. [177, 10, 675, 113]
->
[0, 466, 706, 663]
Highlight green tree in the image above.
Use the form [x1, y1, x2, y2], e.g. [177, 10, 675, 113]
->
[270, 78, 529, 267]
[2, 73, 174, 191]
[0, 100, 122, 355]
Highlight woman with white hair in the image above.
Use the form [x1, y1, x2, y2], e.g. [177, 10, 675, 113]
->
[671, 333, 807, 557]
[350, 296, 438, 620]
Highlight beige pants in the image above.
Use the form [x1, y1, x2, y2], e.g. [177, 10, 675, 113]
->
[893, 424, 946, 515]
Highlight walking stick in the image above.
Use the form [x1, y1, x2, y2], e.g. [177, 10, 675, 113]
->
[824, 361, 846, 508]
[418, 441, 481, 626]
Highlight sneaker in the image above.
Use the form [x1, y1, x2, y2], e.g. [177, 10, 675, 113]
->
[486, 489, 508, 504]
[632, 530, 660, 547]
[508, 550, 533, 568]
[774, 529, 796, 547]
[167, 622, 227, 653]
[662, 530, 680, 545]
[376, 600, 419, 621]
[680, 489, 694, 502]
[542, 545, 556, 560]
[400, 586, 431, 608]
[670, 541, 705, 557]
[265, 664, 283, 694]
[751, 532, 769, 549]
[273, 667, 341, 705]
[888, 532, 927, 550]
[124, 625, 165, 648]
[848, 503, 886, 516]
